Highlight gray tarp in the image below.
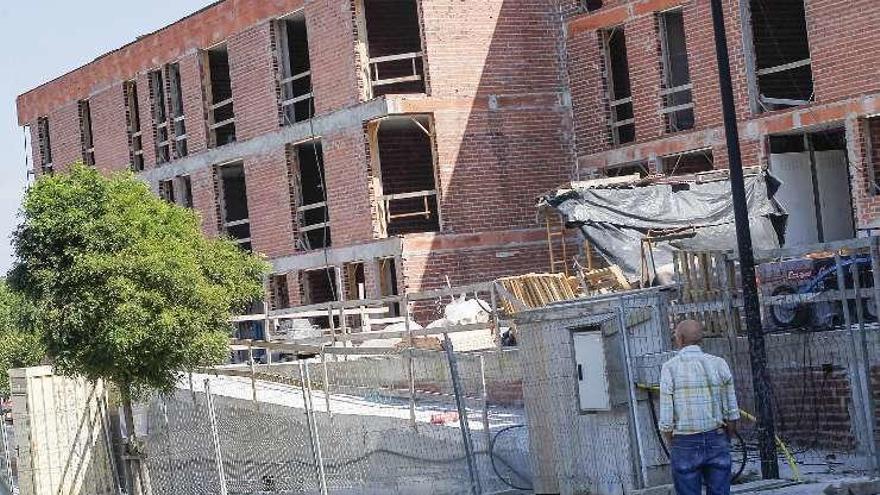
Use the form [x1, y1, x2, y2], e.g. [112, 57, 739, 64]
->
[543, 174, 786, 280]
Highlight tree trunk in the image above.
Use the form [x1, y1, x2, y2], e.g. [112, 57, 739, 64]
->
[121, 384, 152, 495]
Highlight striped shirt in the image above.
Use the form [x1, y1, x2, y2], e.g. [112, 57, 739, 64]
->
[658, 345, 740, 435]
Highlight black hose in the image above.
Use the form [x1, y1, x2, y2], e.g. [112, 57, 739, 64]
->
[489, 424, 533, 491]
[646, 387, 671, 458]
[645, 388, 748, 483]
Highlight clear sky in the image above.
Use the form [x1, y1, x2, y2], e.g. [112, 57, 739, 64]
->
[0, 1, 216, 273]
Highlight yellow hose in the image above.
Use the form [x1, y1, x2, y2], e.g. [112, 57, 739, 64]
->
[636, 383, 801, 481]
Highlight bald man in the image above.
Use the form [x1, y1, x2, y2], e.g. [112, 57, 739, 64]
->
[659, 320, 740, 495]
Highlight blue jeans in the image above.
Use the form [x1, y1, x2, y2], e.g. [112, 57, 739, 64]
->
[671, 429, 732, 495]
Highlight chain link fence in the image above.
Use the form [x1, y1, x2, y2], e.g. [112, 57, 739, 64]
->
[142, 345, 528, 495]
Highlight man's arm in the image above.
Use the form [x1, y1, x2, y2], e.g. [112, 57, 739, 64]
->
[659, 363, 675, 443]
[720, 359, 740, 436]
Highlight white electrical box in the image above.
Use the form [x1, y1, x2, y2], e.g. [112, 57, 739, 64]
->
[573, 330, 612, 412]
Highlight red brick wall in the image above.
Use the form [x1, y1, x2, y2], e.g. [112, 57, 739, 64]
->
[682, 0, 750, 128]
[849, 118, 880, 228]
[808, 0, 880, 105]
[322, 127, 375, 246]
[626, 14, 664, 142]
[402, 240, 556, 323]
[17, 0, 305, 124]
[229, 22, 282, 141]
[45, 102, 83, 171]
[568, 31, 609, 157]
[770, 366, 855, 451]
[244, 148, 297, 258]
[434, 107, 570, 234]
[565, 0, 752, 167]
[179, 52, 209, 155]
[402, 241, 552, 294]
[305, 0, 364, 114]
[190, 167, 220, 238]
[421, 0, 563, 99]
[90, 83, 131, 173]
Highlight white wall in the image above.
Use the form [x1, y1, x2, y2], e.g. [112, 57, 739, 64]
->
[8, 367, 117, 495]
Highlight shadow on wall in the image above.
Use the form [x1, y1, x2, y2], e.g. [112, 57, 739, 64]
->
[404, 0, 575, 293]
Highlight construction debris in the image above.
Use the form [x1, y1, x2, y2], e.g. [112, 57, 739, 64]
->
[496, 273, 580, 315]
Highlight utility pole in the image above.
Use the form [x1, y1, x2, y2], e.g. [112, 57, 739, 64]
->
[708, 0, 779, 479]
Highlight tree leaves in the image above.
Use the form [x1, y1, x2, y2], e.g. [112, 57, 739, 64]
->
[10, 164, 269, 396]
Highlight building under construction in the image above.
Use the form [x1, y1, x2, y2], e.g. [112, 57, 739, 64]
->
[16, 0, 880, 312]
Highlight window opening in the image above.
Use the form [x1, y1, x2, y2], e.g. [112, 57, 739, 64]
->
[218, 162, 251, 250]
[363, 0, 426, 96]
[36, 116, 53, 173]
[124, 81, 145, 172]
[78, 100, 95, 166]
[167, 63, 188, 158]
[149, 69, 171, 164]
[205, 45, 236, 147]
[277, 14, 315, 125]
[601, 27, 635, 145]
[658, 10, 694, 132]
[290, 142, 330, 250]
[749, 0, 813, 110]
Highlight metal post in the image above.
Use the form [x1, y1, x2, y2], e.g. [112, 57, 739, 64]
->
[836, 253, 874, 468]
[617, 298, 649, 489]
[709, 0, 778, 478]
[443, 334, 483, 495]
[328, 304, 338, 363]
[204, 380, 229, 495]
[479, 355, 491, 448]
[490, 285, 501, 348]
[321, 349, 332, 416]
[299, 361, 329, 495]
[263, 311, 273, 365]
[98, 395, 124, 495]
[853, 255, 880, 473]
[248, 342, 258, 409]
[403, 296, 417, 426]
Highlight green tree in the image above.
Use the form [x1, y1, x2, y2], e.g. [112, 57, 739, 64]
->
[0, 282, 45, 395]
[9, 164, 268, 493]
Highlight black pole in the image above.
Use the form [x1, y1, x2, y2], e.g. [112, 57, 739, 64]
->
[708, 0, 779, 479]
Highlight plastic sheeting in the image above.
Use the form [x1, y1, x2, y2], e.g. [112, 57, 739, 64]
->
[542, 173, 786, 280]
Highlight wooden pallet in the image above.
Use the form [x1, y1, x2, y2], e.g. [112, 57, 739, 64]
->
[673, 250, 741, 337]
[581, 265, 631, 295]
[495, 273, 580, 315]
